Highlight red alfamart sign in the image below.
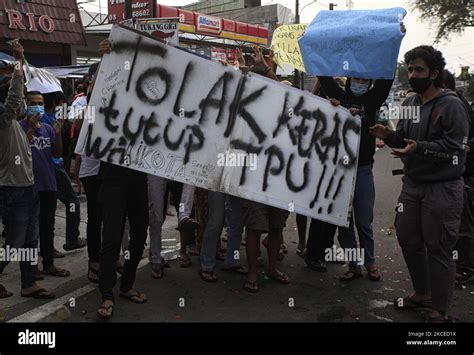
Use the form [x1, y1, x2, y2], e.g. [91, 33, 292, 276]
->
[6, 9, 55, 33]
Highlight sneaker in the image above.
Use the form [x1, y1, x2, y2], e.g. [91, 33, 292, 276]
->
[63, 238, 87, 251]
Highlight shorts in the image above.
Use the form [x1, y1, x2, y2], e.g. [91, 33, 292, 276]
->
[242, 200, 289, 232]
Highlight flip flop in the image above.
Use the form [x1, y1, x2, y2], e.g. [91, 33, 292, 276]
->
[199, 270, 218, 283]
[339, 269, 363, 282]
[267, 272, 290, 285]
[21, 288, 55, 299]
[119, 290, 147, 304]
[42, 267, 70, 277]
[97, 303, 114, 320]
[393, 296, 432, 310]
[179, 255, 192, 268]
[243, 281, 259, 293]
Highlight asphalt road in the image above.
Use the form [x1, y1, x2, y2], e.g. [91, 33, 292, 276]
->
[2, 146, 474, 323]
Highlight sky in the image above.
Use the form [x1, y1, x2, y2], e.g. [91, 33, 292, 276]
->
[79, 0, 474, 75]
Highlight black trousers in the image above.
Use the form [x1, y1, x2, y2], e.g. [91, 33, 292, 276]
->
[98, 173, 149, 302]
[306, 219, 337, 261]
[81, 176, 102, 263]
[38, 191, 57, 269]
[456, 177, 474, 273]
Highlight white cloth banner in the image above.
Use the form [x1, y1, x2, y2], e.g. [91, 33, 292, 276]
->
[0, 59, 62, 93]
[76, 25, 361, 227]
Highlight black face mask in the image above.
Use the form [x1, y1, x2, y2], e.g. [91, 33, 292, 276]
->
[409, 77, 433, 94]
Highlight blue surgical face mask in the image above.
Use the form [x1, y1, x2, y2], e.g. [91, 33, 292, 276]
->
[27, 105, 45, 117]
[350, 82, 370, 97]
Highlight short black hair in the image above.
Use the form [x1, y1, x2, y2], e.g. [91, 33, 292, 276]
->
[443, 69, 456, 91]
[404, 46, 446, 88]
[25, 91, 43, 102]
[88, 62, 99, 77]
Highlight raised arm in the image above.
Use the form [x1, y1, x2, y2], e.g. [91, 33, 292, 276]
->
[0, 41, 25, 129]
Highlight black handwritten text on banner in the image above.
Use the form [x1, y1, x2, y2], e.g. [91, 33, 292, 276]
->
[76, 25, 361, 227]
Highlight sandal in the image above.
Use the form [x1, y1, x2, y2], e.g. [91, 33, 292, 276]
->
[21, 288, 55, 299]
[366, 267, 381, 281]
[179, 254, 192, 268]
[42, 266, 70, 277]
[97, 301, 114, 320]
[243, 280, 259, 293]
[339, 269, 363, 282]
[455, 270, 472, 284]
[200, 270, 218, 283]
[393, 296, 432, 310]
[222, 265, 248, 275]
[151, 264, 164, 279]
[119, 290, 147, 304]
[88, 265, 99, 284]
[267, 272, 290, 285]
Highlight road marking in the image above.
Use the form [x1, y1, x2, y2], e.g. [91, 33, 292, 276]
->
[8, 284, 95, 323]
[8, 258, 151, 323]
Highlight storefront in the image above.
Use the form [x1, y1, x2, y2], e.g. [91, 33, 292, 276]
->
[0, 0, 86, 67]
[106, 2, 269, 63]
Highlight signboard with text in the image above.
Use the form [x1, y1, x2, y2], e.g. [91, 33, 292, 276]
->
[76, 25, 361, 227]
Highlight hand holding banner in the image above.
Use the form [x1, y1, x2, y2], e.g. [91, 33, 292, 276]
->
[299, 7, 407, 79]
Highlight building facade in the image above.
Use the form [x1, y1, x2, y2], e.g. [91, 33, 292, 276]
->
[0, 0, 86, 67]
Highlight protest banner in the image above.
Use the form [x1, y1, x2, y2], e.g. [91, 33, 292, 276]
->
[299, 7, 407, 79]
[75, 25, 362, 227]
[0, 58, 62, 93]
[270, 24, 307, 72]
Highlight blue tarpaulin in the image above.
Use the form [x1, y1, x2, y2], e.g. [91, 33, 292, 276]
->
[299, 7, 407, 80]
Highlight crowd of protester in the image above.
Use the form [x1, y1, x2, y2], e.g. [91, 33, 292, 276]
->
[0, 26, 473, 323]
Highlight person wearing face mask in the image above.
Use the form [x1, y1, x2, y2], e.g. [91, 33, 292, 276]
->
[370, 46, 470, 322]
[0, 41, 56, 315]
[18, 91, 71, 278]
[309, 75, 394, 281]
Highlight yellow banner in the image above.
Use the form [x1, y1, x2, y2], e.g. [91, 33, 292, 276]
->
[270, 24, 308, 72]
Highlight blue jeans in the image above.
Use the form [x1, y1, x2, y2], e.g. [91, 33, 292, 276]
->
[55, 163, 81, 246]
[338, 165, 375, 269]
[0, 186, 39, 289]
[200, 192, 244, 271]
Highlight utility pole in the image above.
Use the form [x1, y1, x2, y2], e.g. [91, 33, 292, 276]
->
[125, 0, 132, 20]
[294, 0, 301, 89]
